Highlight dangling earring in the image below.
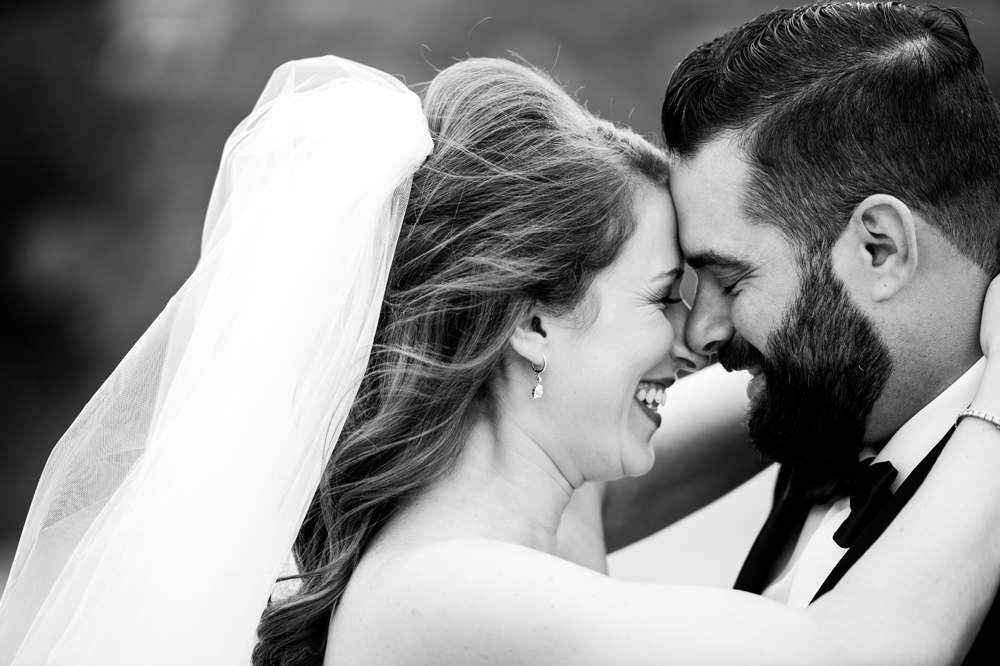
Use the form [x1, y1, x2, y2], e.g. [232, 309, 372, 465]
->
[531, 354, 547, 399]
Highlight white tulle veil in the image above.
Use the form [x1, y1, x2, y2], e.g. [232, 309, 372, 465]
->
[0, 56, 433, 665]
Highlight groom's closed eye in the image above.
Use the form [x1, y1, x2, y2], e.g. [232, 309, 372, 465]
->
[686, 252, 755, 298]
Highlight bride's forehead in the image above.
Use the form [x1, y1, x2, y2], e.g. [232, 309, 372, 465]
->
[630, 186, 680, 255]
[599, 187, 682, 283]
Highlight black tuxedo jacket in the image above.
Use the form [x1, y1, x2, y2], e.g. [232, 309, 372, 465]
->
[734, 433, 999, 664]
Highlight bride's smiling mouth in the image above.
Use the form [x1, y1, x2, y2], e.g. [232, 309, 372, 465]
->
[634, 380, 670, 427]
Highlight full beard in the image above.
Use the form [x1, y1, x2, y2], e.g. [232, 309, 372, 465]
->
[717, 255, 893, 497]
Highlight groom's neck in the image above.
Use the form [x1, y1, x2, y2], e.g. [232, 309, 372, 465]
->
[861, 250, 990, 449]
[865, 342, 983, 449]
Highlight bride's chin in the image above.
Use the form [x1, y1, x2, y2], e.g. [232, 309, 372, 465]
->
[621, 409, 657, 476]
[621, 442, 656, 477]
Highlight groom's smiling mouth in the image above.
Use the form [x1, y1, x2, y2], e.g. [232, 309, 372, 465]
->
[634, 380, 671, 426]
[716, 339, 768, 403]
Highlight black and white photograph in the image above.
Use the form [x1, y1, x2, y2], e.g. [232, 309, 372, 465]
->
[3, 0, 1000, 664]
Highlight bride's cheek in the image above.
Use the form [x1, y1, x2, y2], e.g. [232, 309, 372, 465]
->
[623, 409, 657, 476]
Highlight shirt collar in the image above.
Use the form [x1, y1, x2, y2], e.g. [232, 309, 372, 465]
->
[874, 357, 985, 492]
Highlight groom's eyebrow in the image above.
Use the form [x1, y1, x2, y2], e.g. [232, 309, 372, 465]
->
[685, 250, 752, 272]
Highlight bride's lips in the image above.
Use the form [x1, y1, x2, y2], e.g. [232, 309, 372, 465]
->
[635, 396, 662, 428]
[634, 379, 671, 428]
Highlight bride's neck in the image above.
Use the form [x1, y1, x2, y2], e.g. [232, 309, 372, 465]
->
[403, 413, 575, 555]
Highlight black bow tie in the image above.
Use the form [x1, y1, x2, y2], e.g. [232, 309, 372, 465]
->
[831, 457, 899, 549]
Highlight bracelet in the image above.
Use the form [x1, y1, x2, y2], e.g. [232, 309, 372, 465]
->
[956, 408, 1000, 431]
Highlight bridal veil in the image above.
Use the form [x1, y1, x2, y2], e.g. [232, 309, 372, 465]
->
[0, 56, 432, 665]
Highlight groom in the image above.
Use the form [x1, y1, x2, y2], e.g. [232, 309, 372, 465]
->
[661, 2, 1000, 661]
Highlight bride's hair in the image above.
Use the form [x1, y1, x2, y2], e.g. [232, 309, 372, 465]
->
[252, 57, 669, 665]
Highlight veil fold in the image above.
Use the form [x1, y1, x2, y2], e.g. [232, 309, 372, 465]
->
[0, 56, 432, 665]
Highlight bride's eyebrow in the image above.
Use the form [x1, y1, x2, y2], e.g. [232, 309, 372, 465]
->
[650, 268, 685, 282]
[685, 250, 751, 273]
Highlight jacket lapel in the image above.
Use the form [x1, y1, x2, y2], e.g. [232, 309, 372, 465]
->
[734, 463, 811, 593]
[810, 427, 954, 602]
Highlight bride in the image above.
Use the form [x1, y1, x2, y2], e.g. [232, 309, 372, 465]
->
[2, 55, 1000, 666]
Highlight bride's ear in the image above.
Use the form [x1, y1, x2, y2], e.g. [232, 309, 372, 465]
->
[509, 314, 548, 366]
[833, 193, 918, 303]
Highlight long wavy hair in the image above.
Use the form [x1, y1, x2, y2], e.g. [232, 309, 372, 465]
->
[252, 57, 670, 665]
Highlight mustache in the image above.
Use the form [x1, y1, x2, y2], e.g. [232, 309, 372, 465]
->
[716, 335, 767, 373]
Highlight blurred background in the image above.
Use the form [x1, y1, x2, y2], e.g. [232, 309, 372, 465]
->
[3, 0, 1000, 591]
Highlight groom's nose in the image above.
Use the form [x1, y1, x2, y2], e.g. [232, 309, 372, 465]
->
[686, 279, 734, 356]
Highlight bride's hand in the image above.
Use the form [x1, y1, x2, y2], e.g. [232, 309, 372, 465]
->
[980, 275, 1000, 358]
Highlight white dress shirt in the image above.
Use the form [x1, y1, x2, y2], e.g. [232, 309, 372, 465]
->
[762, 357, 986, 607]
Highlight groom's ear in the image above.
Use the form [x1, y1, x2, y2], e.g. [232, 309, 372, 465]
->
[833, 194, 918, 303]
[509, 314, 548, 366]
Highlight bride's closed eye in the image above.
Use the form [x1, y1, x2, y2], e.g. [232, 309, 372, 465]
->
[654, 281, 685, 310]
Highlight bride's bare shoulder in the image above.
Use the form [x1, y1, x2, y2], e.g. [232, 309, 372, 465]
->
[328, 538, 798, 666]
[327, 538, 618, 666]
[381, 537, 611, 604]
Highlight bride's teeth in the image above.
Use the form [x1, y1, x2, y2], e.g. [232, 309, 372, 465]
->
[636, 382, 668, 409]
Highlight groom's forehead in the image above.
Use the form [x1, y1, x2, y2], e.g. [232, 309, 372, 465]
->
[669, 139, 758, 255]
[669, 140, 801, 276]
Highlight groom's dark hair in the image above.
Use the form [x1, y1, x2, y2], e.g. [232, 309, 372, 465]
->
[662, 2, 1000, 275]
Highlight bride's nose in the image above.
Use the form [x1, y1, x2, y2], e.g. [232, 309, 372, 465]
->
[671, 327, 708, 373]
[669, 303, 709, 373]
